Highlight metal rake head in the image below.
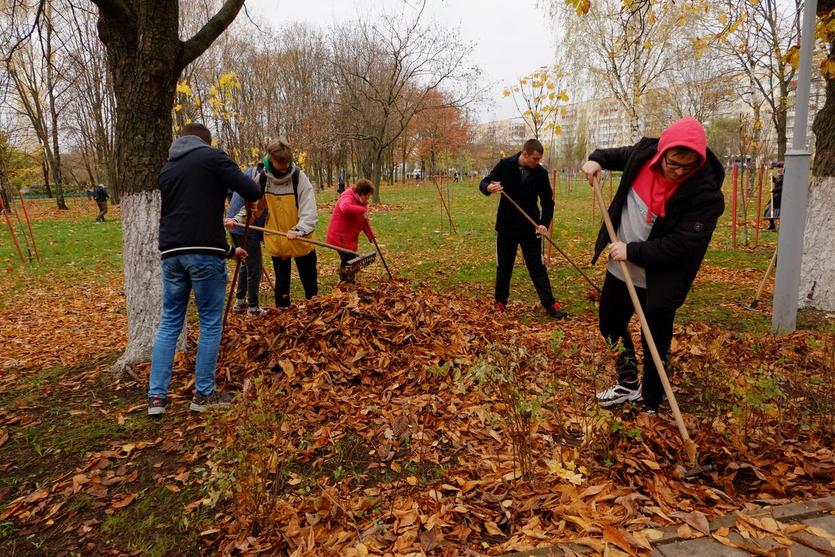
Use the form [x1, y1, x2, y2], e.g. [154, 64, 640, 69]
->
[344, 251, 376, 273]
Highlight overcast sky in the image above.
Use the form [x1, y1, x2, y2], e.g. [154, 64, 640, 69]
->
[243, 0, 559, 123]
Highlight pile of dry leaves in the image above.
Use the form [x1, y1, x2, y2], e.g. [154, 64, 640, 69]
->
[2, 280, 832, 555]
[205, 282, 834, 554]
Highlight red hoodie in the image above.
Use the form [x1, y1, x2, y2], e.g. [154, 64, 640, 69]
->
[326, 189, 375, 251]
[632, 116, 707, 222]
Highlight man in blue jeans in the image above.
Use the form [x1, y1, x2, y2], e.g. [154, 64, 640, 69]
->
[148, 123, 260, 416]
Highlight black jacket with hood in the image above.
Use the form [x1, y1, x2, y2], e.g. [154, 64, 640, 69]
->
[479, 153, 554, 236]
[158, 135, 260, 259]
[589, 134, 725, 312]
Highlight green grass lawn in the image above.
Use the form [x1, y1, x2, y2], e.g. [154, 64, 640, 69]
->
[2, 177, 826, 333]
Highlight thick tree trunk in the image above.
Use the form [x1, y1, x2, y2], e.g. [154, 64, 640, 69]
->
[799, 38, 835, 311]
[99, 3, 180, 375]
[115, 191, 163, 371]
[97, 0, 246, 375]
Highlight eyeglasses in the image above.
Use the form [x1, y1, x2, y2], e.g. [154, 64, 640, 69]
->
[664, 155, 700, 172]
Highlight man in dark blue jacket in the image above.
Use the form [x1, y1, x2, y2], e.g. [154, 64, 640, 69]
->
[148, 123, 260, 417]
[480, 139, 566, 319]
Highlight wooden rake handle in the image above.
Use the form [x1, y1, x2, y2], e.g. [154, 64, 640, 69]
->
[591, 178, 698, 466]
[753, 248, 778, 304]
[232, 223, 361, 257]
[498, 190, 601, 293]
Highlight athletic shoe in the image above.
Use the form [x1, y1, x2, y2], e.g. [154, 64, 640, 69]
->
[596, 382, 642, 407]
[494, 301, 506, 313]
[147, 396, 169, 416]
[189, 391, 234, 413]
[247, 306, 267, 316]
[545, 302, 567, 320]
[233, 299, 247, 314]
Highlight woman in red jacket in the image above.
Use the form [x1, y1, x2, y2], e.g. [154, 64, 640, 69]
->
[326, 179, 376, 282]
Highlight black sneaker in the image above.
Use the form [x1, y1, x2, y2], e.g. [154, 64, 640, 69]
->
[545, 302, 567, 320]
[147, 396, 169, 417]
[189, 391, 234, 413]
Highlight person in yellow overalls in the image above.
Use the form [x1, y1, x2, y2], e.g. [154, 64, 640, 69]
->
[235, 138, 319, 308]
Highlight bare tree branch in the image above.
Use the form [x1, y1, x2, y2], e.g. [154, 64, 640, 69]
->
[179, 0, 246, 69]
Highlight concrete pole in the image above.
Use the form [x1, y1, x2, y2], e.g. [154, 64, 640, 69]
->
[772, 0, 817, 333]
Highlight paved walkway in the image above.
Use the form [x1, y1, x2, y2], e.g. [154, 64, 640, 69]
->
[504, 496, 835, 557]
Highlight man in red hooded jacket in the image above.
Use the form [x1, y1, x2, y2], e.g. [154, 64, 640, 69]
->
[581, 117, 725, 413]
[326, 178, 376, 282]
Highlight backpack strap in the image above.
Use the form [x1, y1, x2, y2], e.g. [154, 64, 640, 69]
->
[292, 167, 300, 209]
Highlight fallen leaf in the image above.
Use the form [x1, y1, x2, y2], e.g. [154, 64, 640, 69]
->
[110, 493, 136, 509]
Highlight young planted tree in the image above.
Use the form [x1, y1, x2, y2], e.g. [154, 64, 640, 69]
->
[502, 66, 568, 140]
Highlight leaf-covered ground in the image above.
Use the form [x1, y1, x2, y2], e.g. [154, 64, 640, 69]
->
[0, 186, 833, 555]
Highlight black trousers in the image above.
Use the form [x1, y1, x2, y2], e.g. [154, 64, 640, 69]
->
[598, 271, 676, 408]
[338, 252, 356, 283]
[495, 232, 555, 308]
[95, 200, 107, 221]
[232, 234, 263, 307]
[272, 250, 317, 307]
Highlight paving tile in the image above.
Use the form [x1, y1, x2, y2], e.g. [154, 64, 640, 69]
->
[655, 537, 749, 557]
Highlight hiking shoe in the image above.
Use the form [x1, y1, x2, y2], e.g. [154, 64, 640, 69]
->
[596, 382, 642, 407]
[545, 302, 567, 320]
[247, 306, 267, 316]
[147, 396, 169, 416]
[233, 299, 247, 314]
[189, 391, 234, 413]
[494, 301, 506, 313]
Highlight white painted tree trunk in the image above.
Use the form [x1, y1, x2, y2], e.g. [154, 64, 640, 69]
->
[799, 176, 835, 311]
[112, 191, 162, 375]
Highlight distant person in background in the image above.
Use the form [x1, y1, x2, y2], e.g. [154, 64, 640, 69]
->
[337, 172, 346, 194]
[93, 184, 109, 222]
[766, 165, 783, 230]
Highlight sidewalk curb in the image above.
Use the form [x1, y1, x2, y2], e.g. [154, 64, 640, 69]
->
[500, 496, 835, 557]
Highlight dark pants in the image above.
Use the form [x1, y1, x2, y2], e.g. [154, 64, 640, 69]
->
[338, 252, 356, 283]
[272, 250, 318, 307]
[495, 232, 555, 308]
[95, 200, 107, 221]
[232, 234, 263, 307]
[598, 271, 675, 408]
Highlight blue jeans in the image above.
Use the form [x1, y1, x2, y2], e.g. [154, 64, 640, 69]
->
[149, 254, 228, 398]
